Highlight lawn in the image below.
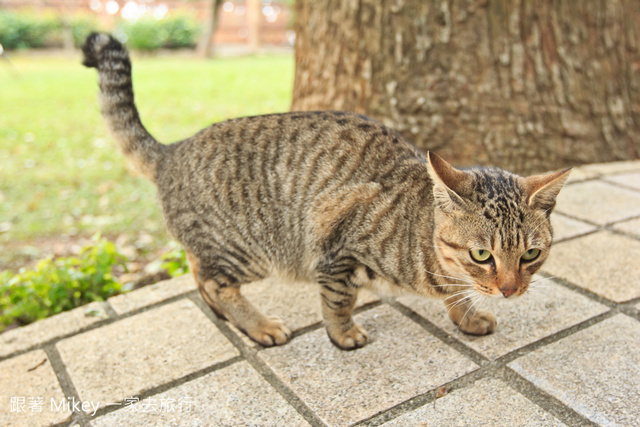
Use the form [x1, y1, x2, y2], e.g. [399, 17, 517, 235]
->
[0, 52, 294, 271]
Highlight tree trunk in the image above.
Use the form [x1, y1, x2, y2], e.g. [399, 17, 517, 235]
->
[292, 0, 640, 175]
[247, 0, 261, 53]
[197, 0, 223, 58]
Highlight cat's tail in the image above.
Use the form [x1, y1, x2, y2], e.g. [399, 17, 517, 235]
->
[82, 32, 164, 181]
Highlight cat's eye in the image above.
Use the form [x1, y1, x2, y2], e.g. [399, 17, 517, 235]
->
[521, 249, 541, 262]
[470, 249, 492, 263]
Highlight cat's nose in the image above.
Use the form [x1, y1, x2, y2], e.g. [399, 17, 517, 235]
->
[500, 288, 516, 298]
[497, 272, 520, 298]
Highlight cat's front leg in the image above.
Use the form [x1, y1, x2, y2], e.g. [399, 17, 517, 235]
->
[319, 282, 369, 350]
[443, 292, 497, 335]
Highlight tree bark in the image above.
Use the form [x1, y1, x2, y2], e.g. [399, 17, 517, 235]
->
[197, 0, 223, 58]
[292, 0, 640, 174]
[247, 0, 261, 53]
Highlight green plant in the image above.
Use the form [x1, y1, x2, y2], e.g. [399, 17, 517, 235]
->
[0, 54, 293, 267]
[118, 18, 166, 51]
[117, 15, 201, 51]
[69, 15, 100, 48]
[163, 16, 201, 48]
[161, 248, 189, 277]
[0, 235, 127, 331]
[0, 12, 59, 49]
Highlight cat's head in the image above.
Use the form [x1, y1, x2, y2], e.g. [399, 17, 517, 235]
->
[426, 152, 571, 298]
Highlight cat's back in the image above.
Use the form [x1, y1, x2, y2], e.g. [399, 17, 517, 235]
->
[157, 110, 422, 197]
[154, 111, 425, 276]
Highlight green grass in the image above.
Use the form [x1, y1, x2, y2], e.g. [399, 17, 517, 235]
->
[0, 53, 294, 268]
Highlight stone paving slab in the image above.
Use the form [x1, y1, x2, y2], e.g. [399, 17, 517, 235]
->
[382, 377, 565, 426]
[509, 314, 640, 426]
[259, 305, 478, 426]
[550, 213, 597, 242]
[554, 181, 640, 225]
[57, 299, 239, 412]
[91, 361, 308, 427]
[397, 279, 609, 360]
[566, 160, 640, 183]
[0, 350, 71, 427]
[242, 279, 379, 332]
[227, 279, 380, 348]
[4, 160, 640, 426]
[602, 171, 640, 190]
[542, 231, 640, 302]
[612, 217, 640, 239]
[0, 301, 108, 358]
[108, 274, 196, 315]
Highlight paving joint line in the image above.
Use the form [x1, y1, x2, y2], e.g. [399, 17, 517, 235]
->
[493, 309, 617, 366]
[620, 305, 640, 322]
[43, 344, 90, 427]
[599, 176, 640, 193]
[355, 368, 488, 426]
[551, 210, 601, 228]
[389, 300, 488, 366]
[188, 293, 327, 427]
[552, 229, 600, 245]
[496, 366, 598, 426]
[603, 223, 640, 243]
[563, 176, 600, 186]
[378, 298, 619, 425]
[101, 300, 119, 319]
[539, 272, 618, 309]
[86, 355, 243, 421]
[0, 317, 111, 364]
[358, 352, 597, 426]
[5, 271, 636, 425]
[287, 300, 383, 341]
[0, 290, 199, 364]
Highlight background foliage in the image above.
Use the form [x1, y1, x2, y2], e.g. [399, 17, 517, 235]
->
[0, 11, 201, 51]
[117, 16, 201, 50]
[0, 11, 60, 49]
[0, 236, 125, 331]
[0, 49, 293, 329]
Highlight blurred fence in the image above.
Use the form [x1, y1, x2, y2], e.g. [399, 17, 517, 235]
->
[0, 0, 293, 49]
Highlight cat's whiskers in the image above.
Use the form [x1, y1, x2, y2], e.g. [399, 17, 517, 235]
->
[530, 275, 557, 284]
[443, 288, 476, 302]
[423, 268, 474, 285]
[529, 282, 554, 290]
[522, 289, 546, 307]
[445, 291, 477, 312]
[459, 294, 483, 326]
[528, 276, 556, 291]
[430, 283, 474, 289]
[444, 296, 476, 315]
[471, 295, 487, 318]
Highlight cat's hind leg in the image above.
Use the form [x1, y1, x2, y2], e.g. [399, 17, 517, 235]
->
[186, 251, 291, 347]
[319, 281, 369, 350]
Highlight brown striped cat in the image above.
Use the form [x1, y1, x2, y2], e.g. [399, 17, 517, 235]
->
[82, 33, 570, 350]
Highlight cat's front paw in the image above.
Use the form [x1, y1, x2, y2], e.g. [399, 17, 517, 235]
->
[246, 317, 292, 347]
[457, 310, 497, 336]
[327, 323, 369, 350]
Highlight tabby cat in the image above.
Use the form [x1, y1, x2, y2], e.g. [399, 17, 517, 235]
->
[82, 33, 570, 350]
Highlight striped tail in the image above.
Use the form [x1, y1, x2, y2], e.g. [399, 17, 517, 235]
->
[82, 32, 164, 181]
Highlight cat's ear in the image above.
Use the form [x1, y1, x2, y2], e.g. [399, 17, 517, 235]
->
[426, 152, 471, 212]
[523, 168, 572, 211]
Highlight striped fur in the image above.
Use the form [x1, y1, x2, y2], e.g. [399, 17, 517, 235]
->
[83, 33, 570, 349]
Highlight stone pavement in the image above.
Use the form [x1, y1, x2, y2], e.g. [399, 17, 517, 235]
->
[2, 160, 640, 426]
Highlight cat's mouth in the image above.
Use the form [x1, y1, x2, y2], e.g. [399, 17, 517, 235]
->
[473, 282, 528, 298]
